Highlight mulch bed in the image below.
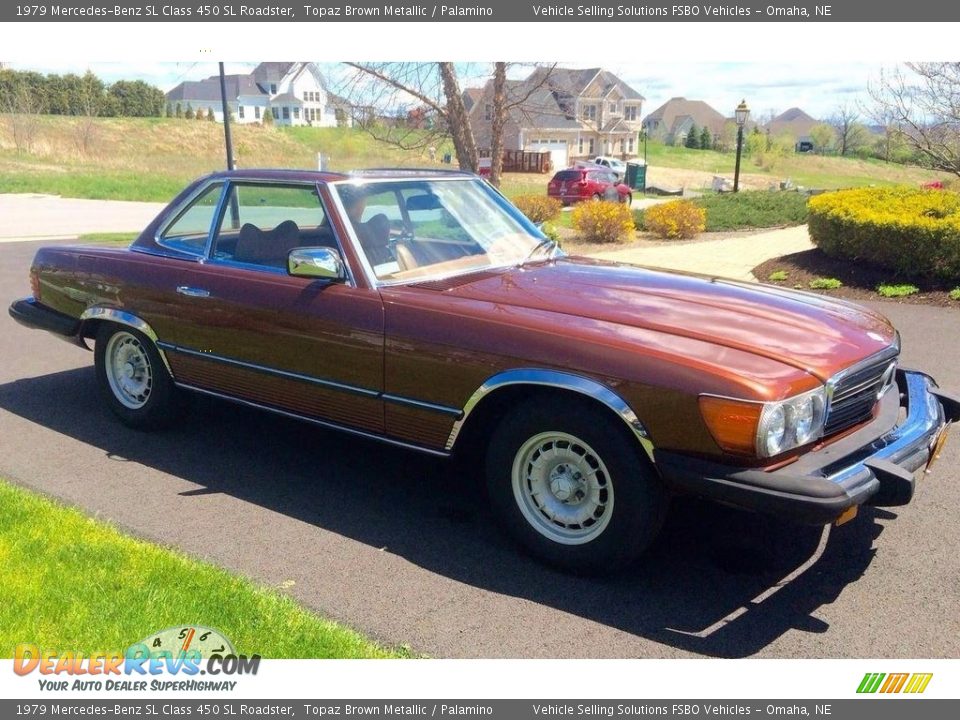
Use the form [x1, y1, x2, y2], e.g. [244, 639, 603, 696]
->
[753, 249, 960, 308]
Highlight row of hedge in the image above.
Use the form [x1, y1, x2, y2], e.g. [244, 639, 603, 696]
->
[808, 187, 960, 280]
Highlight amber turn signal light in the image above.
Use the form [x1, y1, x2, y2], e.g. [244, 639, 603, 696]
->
[699, 396, 763, 456]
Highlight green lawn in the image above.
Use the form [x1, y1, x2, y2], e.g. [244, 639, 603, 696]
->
[0, 479, 407, 658]
[0, 117, 946, 203]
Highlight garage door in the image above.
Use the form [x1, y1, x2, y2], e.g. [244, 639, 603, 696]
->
[526, 141, 567, 170]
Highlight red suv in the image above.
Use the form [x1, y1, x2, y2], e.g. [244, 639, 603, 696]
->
[547, 167, 632, 206]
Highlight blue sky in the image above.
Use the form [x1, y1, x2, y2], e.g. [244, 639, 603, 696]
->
[7, 60, 888, 122]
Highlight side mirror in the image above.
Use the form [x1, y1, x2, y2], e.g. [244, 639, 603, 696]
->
[288, 247, 347, 281]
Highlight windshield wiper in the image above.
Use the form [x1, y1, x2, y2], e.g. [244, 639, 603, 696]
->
[521, 238, 558, 266]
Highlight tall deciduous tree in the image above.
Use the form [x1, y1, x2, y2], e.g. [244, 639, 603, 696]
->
[870, 62, 960, 176]
[337, 62, 555, 187]
[830, 103, 869, 156]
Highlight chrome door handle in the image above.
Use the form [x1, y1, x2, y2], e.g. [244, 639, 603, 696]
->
[176, 286, 211, 298]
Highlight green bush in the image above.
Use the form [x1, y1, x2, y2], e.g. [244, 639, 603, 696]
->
[642, 200, 706, 239]
[809, 278, 843, 290]
[808, 187, 960, 280]
[950, 288, 960, 301]
[634, 191, 808, 232]
[693, 191, 809, 231]
[876, 283, 919, 298]
[768, 270, 789, 282]
[513, 194, 563, 224]
[571, 200, 635, 244]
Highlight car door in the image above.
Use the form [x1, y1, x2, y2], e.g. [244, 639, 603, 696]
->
[148, 180, 385, 434]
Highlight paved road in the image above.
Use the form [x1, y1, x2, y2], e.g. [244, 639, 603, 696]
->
[1, 239, 958, 659]
[0, 194, 166, 242]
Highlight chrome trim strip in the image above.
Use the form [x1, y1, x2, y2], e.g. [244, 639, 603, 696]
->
[129, 246, 203, 262]
[175, 382, 450, 458]
[156, 342, 380, 399]
[78, 307, 173, 375]
[445, 368, 655, 461]
[825, 339, 901, 420]
[382, 394, 463, 418]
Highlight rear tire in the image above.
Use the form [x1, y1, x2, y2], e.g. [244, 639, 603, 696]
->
[94, 324, 181, 430]
[485, 398, 667, 574]
[592, 193, 602, 201]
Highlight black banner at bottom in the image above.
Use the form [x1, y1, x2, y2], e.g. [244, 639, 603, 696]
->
[1, 700, 956, 720]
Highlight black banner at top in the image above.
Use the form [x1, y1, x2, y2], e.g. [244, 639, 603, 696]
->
[3, 0, 960, 22]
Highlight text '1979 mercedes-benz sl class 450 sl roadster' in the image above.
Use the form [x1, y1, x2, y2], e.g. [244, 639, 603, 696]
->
[10, 169, 960, 573]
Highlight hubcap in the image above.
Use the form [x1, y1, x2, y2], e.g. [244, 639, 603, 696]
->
[104, 331, 153, 410]
[511, 432, 614, 545]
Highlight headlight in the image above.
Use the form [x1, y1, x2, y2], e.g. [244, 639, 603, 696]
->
[700, 386, 827, 459]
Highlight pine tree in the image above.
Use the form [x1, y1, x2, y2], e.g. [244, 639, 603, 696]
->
[184, 103, 194, 120]
[699, 126, 712, 150]
[685, 124, 699, 149]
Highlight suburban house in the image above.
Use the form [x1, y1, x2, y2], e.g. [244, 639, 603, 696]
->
[466, 67, 645, 169]
[165, 62, 349, 127]
[641, 97, 728, 145]
[764, 107, 819, 148]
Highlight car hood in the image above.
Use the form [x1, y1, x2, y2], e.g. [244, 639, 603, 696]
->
[418, 257, 897, 382]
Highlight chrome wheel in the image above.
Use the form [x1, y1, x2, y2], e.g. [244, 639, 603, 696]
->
[104, 330, 153, 410]
[511, 431, 614, 545]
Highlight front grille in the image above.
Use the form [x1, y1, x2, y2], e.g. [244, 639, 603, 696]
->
[825, 352, 898, 435]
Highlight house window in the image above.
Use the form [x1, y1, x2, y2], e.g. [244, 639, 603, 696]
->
[272, 107, 279, 119]
[484, 104, 492, 121]
[578, 137, 584, 154]
[582, 104, 596, 122]
[609, 102, 617, 113]
[270, 84, 277, 94]
[255, 106, 261, 120]
[293, 107, 300, 119]
[283, 107, 290, 120]
[625, 106, 637, 121]
[588, 138, 595, 154]
[628, 137, 635, 152]
[238, 105, 245, 119]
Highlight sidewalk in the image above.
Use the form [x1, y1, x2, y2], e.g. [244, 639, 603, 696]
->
[592, 225, 814, 282]
[0, 194, 166, 242]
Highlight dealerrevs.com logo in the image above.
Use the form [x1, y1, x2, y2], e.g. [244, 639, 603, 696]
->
[13, 626, 260, 692]
[857, 672, 933, 694]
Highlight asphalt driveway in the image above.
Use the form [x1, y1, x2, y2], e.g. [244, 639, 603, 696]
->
[1, 238, 958, 659]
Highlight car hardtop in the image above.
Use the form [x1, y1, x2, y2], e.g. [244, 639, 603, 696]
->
[192, 167, 479, 186]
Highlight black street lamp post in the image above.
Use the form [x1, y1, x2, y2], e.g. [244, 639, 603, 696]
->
[733, 99, 749, 193]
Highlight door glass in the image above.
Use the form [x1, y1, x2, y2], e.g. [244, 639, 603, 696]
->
[212, 183, 331, 270]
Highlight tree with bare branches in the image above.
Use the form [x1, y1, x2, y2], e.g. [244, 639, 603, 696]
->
[336, 62, 556, 187]
[870, 63, 960, 177]
[829, 103, 869, 156]
[337, 62, 477, 172]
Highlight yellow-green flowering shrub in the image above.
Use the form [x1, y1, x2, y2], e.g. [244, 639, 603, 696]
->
[642, 200, 706, 239]
[513, 194, 563, 224]
[571, 200, 636, 244]
[808, 187, 960, 279]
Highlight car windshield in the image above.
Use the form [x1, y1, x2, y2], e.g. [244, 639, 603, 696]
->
[334, 177, 549, 283]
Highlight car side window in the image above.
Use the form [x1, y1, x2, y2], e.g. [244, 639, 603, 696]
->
[211, 183, 332, 271]
[158, 182, 224, 256]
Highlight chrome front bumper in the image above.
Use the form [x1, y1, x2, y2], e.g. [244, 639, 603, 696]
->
[657, 370, 960, 524]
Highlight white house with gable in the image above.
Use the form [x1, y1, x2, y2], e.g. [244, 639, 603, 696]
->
[165, 62, 350, 127]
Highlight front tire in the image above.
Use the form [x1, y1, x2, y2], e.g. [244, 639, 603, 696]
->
[94, 324, 181, 430]
[485, 398, 667, 574]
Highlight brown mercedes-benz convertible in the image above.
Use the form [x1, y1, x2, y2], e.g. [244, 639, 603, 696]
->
[10, 169, 959, 573]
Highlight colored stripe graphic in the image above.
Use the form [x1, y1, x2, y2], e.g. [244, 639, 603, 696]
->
[857, 672, 932, 694]
[857, 673, 885, 693]
[903, 673, 933, 694]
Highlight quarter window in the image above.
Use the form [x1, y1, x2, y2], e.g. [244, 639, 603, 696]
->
[158, 182, 224, 256]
